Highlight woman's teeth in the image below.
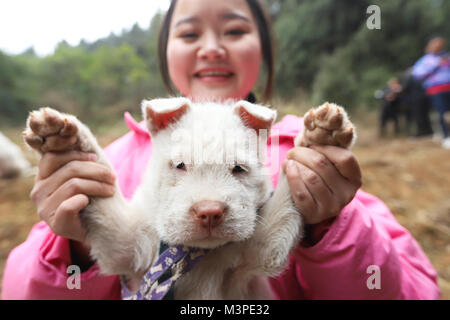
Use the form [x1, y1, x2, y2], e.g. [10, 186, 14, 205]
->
[196, 71, 233, 77]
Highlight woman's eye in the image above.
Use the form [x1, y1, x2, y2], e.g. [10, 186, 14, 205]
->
[176, 162, 186, 170]
[180, 32, 198, 39]
[226, 29, 245, 36]
[232, 165, 246, 174]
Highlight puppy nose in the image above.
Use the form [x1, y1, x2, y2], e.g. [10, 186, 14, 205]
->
[190, 200, 227, 229]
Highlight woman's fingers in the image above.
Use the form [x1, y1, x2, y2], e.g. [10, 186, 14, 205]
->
[38, 151, 97, 179]
[285, 159, 337, 224]
[34, 161, 116, 200]
[286, 146, 344, 192]
[51, 194, 90, 242]
[295, 161, 335, 210]
[309, 145, 362, 187]
[37, 178, 116, 223]
[31, 150, 116, 241]
[285, 159, 314, 210]
[283, 145, 362, 224]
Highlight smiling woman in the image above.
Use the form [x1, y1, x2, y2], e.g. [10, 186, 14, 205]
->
[159, 0, 274, 102]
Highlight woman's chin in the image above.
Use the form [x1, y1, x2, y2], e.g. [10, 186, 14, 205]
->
[189, 86, 243, 102]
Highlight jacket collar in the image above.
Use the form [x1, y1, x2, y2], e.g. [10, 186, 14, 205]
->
[124, 112, 150, 138]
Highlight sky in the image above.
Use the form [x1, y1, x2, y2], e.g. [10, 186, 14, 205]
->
[0, 0, 171, 56]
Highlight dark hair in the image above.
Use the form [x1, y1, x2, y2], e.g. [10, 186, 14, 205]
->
[158, 0, 274, 102]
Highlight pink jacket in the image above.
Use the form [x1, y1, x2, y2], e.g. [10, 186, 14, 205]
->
[1, 113, 441, 300]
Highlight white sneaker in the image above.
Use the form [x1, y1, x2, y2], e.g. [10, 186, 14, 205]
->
[442, 137, 450, 149]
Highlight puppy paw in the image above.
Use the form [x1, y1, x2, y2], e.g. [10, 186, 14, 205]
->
[23, 107, 97, 154]
[295, 102, 356, 149]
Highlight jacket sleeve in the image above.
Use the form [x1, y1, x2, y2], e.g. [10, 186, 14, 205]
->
[1, 222, 121, 300]
[0, 127, 145, 300]
[270, 190, 441, 300]
[412, 55, 440, 82]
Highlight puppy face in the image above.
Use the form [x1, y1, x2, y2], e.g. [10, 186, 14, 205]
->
[141, 99, 276, 249]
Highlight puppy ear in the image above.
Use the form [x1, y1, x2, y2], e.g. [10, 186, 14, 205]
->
[141, 97, 191, 136]
[232, 100, 277, 133]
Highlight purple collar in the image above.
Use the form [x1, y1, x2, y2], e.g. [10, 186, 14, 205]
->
[121, 244, 210, 300]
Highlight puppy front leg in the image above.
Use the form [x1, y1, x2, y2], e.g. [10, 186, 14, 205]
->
[247, 102, 357, 277]
[70, 124, 159, 278]
[24, 107, 158, 279]
[246, 173, 302, 277]
[81, 196, 159, 279]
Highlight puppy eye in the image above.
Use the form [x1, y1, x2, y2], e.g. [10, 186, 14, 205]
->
[176, 162, 186, 170]
[232, 165, 247, 174]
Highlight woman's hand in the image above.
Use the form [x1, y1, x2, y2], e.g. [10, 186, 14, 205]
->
[283, 145, 362, 225]
[23, 108, 117, 268]
[30, 150, 116, 243]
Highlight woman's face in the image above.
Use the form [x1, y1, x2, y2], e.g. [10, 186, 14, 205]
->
[167, 0, 262, 102]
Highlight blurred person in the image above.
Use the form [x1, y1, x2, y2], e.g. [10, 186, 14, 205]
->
[412, 36, 450, 149]
[2, 0, 440, 300]
[400, 68, 434, 138]
[377, 78, 403, 137]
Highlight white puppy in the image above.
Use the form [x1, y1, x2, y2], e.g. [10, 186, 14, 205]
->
[24, 98, 355, 299]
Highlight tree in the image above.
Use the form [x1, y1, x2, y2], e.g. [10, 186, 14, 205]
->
[0, 51, 33, 124]
[311, 0, 450, 109]
[273, 0, 370, 97]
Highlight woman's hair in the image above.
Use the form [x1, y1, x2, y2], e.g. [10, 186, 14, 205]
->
[158, 0, 274, 102]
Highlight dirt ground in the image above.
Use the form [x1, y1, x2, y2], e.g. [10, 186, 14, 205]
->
[0, 113, 449, 299]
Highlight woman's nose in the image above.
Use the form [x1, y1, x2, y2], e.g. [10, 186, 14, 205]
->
[197, 34, 226, 61]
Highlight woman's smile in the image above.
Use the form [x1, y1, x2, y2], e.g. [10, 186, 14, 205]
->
[193, 67, 235, 84]
[167, 0, 262, 101]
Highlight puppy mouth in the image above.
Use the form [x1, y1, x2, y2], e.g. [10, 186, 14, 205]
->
[197, 229, 228, 241]
[182, 228, 235, 248]
[184, 236, 232, 249]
